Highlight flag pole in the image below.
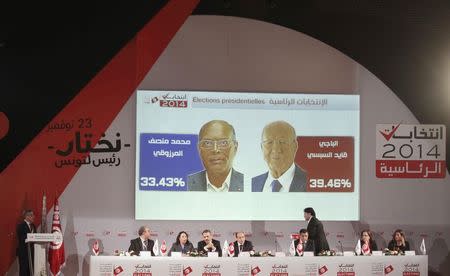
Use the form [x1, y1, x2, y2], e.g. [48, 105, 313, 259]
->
[41, 192, 47, 233]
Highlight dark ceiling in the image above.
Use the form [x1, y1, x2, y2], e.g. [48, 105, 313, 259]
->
[1, 0, 449, 171]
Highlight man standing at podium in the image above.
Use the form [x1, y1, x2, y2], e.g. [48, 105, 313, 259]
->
[16, 210, 36, 276]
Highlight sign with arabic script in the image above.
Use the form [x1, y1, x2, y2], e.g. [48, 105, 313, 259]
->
[376, 124, 446, 178]
[46, 117, 131, 169]
[139, 133, 202, 191]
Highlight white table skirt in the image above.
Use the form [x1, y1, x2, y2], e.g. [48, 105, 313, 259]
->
[90, 255, 427, 276]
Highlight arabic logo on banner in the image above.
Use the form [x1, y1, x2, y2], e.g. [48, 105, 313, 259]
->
[202, 264, 221, 276]
[270, 264, 288, 276]
[337, 263, 355, 276]
[403, 263, 420, 276]
[384, 264, 394, 274]
[251, 266, 261, 275]
[47, 122, 131, 169]
[318, 265, 328, 275]
[144, 92, 188, 108]
[183, 266, 193, 275]
[113, 265, 124, 275]
[376, 124, 446, 178]
[133, 264, 152, 275]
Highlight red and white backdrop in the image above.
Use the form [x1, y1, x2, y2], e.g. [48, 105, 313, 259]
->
[2, 9, 449, 276]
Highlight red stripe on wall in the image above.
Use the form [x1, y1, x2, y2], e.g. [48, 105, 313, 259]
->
[0, 0, 199, 273]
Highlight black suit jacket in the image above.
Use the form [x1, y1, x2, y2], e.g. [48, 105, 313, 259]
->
[293, 239, 315, 256]
[251, 165, 307, 192]
[232, 240, 254, 257]
[188, 169, 244, 192]
[168, 242, 195, 256]
[306, 217, 329, 254]
[128, 237, 155, 256]
[197, 239, 222, 256]
[16, 221, 36, 257]
[16, 221, 36, 276]
[387, 240, 410, 252]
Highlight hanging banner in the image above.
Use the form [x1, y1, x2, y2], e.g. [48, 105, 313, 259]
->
[376, 124, 446, 178]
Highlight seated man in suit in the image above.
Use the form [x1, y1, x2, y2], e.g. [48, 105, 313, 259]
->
[16, 210, 36, 276]
[294, 228, 315, 256]
[252, 121, 307, 192]
[128, 226, 155, 256]
[232, 231, 254, 257]
[197, 229, 222, 256]
[188, 120, 244, 192]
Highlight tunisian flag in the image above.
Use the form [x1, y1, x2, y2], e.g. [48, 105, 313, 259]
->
[48, 199, 65, 275]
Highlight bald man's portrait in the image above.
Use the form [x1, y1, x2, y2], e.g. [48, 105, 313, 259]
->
[252, 121, 307, 192]
[187, 120, 244, 192]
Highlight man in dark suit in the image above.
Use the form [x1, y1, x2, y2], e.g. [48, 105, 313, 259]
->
[188, 169, 243, 192]
[128, 226, 155, 256]
[252, 121, 307, 192]
[197, 229, 222, 256]
[232, 231, 254, 257]
[304, 207, 329, 255]
[16, 210, 36, 276]
[188, 120, 244, 192]
[294, 229, 315, 256]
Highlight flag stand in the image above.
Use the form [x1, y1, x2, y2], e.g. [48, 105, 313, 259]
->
[26, 233, 61, 275]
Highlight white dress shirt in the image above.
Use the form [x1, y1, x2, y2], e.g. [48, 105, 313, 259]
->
[25, 220, 33, 233]
[263, 163, 296, 192]
[206, 169, 232, 192]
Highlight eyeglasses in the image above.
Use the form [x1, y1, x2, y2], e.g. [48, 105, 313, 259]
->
[261, 139, 294, 148]
[199, 139, 235, 150]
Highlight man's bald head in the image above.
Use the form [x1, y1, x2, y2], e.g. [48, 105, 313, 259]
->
[199, 120, 236, 141]
[261, 121, 298, 178]
[197, 120, 238, 177]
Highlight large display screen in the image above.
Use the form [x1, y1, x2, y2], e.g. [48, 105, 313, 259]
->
[135, 90, 359, 220]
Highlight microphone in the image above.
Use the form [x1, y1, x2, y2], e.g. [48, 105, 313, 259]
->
[338, 241, 344, 255]
[275, 239, 279, 252]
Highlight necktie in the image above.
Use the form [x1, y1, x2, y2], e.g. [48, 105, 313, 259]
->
[143, 240, 148, 251]
[239, 244, 243, 252]
[271, 180, 282, 192]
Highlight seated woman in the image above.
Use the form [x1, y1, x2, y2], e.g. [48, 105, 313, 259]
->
[360, 229, 378, 255]
[168, 231, 195, 256]
[387, 229, 410, 253]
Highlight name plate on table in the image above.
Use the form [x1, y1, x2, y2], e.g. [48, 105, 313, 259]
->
[372, 251, 382, 256]
[275, 252, 286, 257]
[26, 233, 61, 243]
[239, 252, 250, 257]
[208, 252, 219, 258]
[171, 252, 182, 257]
[303, 252, 314, 257]
[405, 251, 416, 256]
[344, 251, 355, 256]
[139, 251, 152, 257]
